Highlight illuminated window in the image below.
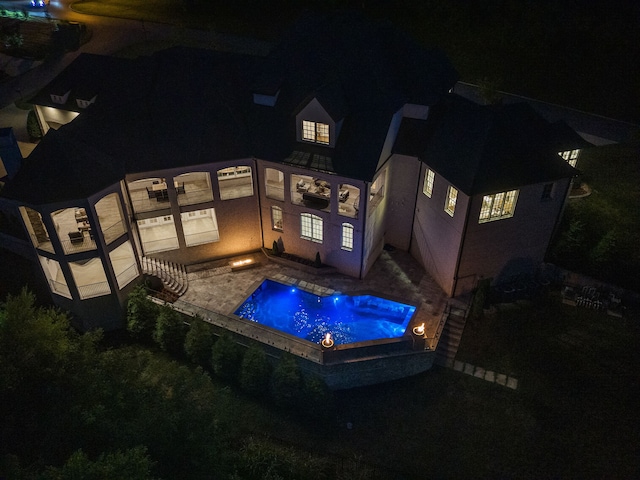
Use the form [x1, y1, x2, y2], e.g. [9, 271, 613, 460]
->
[300, 213, 323, 243]
[445, 186, 458, 217]
[217, 166, 253, 200]
[423, 169, 435, 198]
[272, 206, 283, 231]
[265, 168, 284, 201]
[479, 190, 518, 223]
[341, 223, 354, 251]
[302, 120, 329, 145]
[559, 149, 579, 167]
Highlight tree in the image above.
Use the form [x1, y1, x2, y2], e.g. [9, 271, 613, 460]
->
[239, 343, 272, 397]
[210, 332, 242, 382]
[184, 316, 215, 367]
[0, 288, 93, 393]
[42, 447, 155, 480]
[153, 305, 186, 354]
[270, 353, 302, 409]
[126, 285, 158, 343]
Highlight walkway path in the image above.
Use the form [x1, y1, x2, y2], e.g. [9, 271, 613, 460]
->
[453, 360, 519, 390]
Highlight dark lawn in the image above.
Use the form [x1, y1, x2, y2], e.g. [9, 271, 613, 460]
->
[253, 292, 639, 478]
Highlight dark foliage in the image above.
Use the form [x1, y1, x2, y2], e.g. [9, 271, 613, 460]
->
[239, 342, 272, 398]
[126, 285, 158, 343]
[210, 331, 242, 382]
[270, 353, 303, 409]
[183, 316, 215, 367]
[152, 304, 186, 354]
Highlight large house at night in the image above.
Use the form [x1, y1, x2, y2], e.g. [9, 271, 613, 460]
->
[0, 14, 587, 331]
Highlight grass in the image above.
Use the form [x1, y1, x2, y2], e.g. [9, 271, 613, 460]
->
[549, 143, 640, 292]
[208, 291, 639, 478]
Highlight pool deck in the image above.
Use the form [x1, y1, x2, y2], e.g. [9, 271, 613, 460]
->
[178, 248, 463, 343]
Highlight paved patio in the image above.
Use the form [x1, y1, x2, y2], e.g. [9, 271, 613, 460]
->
[178, 248, 455, 341]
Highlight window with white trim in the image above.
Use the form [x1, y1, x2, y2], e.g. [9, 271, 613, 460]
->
[271, 205, 283, 231]
[559, 149, 579, 167]
[423, 169, 435, 198]
[479, 190, 519, 223]
[302, 120, 329, 145]
[445, 186, 458, 216]
[341, 223, 354, 251]
[300, 213, 323, 243]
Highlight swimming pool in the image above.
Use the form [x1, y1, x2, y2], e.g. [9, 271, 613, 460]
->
[234, 279, 417, 346]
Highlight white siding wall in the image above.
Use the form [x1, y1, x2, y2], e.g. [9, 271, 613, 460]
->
[458, 178, 572, 289]
[411, 163, 467, 296]
[384, 154, 422, 250]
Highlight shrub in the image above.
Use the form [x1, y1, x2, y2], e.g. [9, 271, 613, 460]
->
[233, 436, 329, 480]
[239, 343, 272, 397]
[153, 305, 186, 354]
[314, 252, 321, 268]
[272, 240, 279, 255]
[270, 353, 302, 409]
[184, 316, 215, 367]
[27, 109, 43, 141]
[126, 285, 159, 343]
[211, 332, 242, 382]
[469, 278, 491, 322]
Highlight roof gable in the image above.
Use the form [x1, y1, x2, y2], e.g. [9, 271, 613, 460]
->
[394, 96, 579, 195]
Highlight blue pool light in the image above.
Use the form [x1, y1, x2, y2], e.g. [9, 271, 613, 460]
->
[234, 279, 416, 346]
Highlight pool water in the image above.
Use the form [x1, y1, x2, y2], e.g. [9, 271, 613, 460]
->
[234, 279, 416, 346]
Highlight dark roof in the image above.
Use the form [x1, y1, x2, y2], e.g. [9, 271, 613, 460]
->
[394, 96, 579, 195]
[4, 13, 460, 203]
[248, 12, 458, 182]
[4, 48, 255, 204]
[28, 54, 138, 112]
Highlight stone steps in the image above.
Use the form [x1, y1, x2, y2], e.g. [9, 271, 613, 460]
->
[141, 256, 189, 297]
[434, 307, 468, 367]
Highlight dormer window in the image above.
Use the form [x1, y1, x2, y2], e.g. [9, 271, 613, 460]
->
[559, 149, 579, 167]
[50, 90, 71, 105]
[302, 121, 329, 145]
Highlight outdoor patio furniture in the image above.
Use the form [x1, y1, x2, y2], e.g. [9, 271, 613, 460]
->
[74, 208, 88, 222]
[296, 180, 310, 192]
[68, 231, 84, 244]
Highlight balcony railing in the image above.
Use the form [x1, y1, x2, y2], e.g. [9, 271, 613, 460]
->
[177, 185, 214, 206]
[77, 281, 111, 299]
[131, 195, 172, 214]
[102, 219, 126, 244]
[60, 235, 97, 255]
[49, 279, 72, 299]
[265, 183, 285, 201]
[184, 229, 219, 247]
[141, 237, 179, 254]
[30, 233, 55, 254]
[115, 263, 139, 289]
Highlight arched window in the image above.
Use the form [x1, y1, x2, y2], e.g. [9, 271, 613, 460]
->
[341, 223, 354, 251]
